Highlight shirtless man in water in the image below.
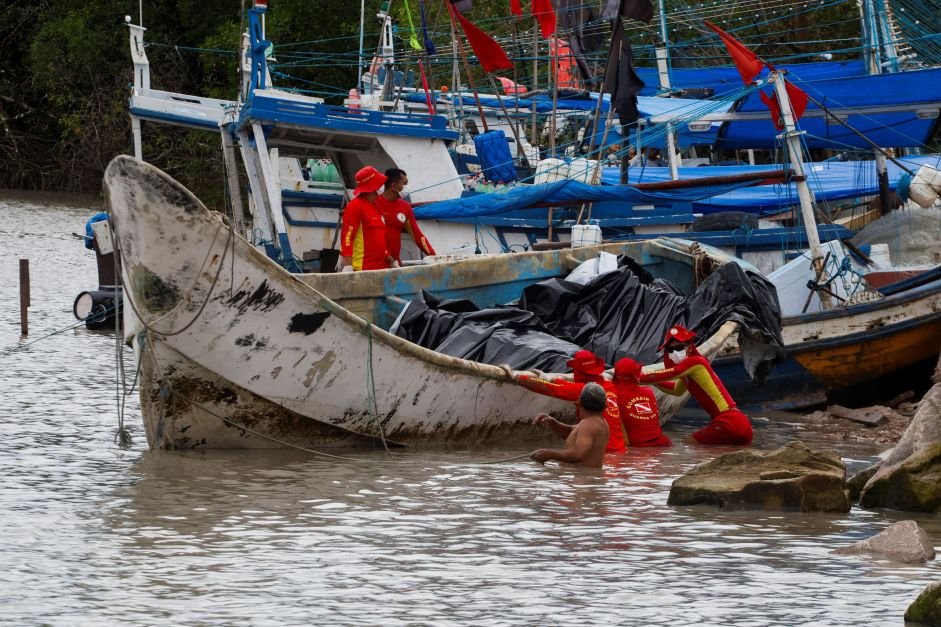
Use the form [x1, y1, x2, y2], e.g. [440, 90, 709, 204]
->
[530, 383, 610, 468]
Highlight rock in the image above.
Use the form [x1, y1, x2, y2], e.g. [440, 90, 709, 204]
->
[897, 401, 920, 417]
[668, 441, 850, 512]
[847, 461, 881, 501]
[887, 389, 915, 408]
[826, 404, 891, 427]
[905, 582, 941, 626]
[833, 520, 936, 563]
[858, 442, 941, 511]
[858, 366, 941, 511]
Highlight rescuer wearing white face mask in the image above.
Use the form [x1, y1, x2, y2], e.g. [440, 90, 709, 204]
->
[376, 168, 436, 266]
[636, 325, 754, 445]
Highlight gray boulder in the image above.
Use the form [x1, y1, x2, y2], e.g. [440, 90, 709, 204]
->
[858, 358, 941, 512]
[833, 520, 936, 563]
[905, 582, 941, 626]
[668, 441, 850, 512]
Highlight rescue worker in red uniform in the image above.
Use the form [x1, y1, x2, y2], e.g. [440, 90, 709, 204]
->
[613, 357, 672, 447]
[376, 168, 436, 265]
[339, 166, 396, 271]
[639, 325, 753, 445]
[513, 350, 627, 454]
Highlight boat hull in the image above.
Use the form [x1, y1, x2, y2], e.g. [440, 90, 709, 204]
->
[107, 156, 732, 449]
[714, 279, 941, 411]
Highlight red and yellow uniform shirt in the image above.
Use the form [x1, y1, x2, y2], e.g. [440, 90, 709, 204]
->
[376, 196, 436, 264]
[517, 374, 627, 454]
[340, 196, 389, 271]
[613, 381, 670, 446]
[638, 355, 737, 418]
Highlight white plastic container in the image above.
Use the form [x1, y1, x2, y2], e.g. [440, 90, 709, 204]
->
[570, 224, 602, 248]
[534, 158, 567, 185]
[909, 164, 941, 208]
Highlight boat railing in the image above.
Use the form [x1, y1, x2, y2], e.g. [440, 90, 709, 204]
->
[240, 91, 458, 140]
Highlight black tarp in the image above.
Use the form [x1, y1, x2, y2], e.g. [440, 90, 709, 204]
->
[393, 256, 786, 382]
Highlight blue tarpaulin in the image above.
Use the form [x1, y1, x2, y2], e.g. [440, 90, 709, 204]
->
[413, 178, 764, 220]
[599, 155, 941, 213]
[719, 67, 941, 150]
[635, 60, 866, 97]
[415, 155, 941, 219]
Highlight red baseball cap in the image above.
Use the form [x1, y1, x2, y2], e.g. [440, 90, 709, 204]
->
[353, 166, 387, 196]
[566, 349, 605, 376]
[658, 324, 697, 351]
[614, 357, 642, 380]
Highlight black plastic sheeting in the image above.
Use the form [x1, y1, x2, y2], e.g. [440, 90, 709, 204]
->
[393, 255, 786, 383]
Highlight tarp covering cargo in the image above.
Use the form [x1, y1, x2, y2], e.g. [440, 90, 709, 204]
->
[393, 255, 785, 382]
[413, 177, 762, 220]
[719, 67, 941, 150]
[598, 155, 941, 214]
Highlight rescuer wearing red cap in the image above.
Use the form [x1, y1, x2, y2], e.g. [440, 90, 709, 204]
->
[613, 358, 672, 447]
[376, 168, 436, 265]
[339, 166, 397, 271]
[638, 325, 753, 445]
[512, 349, 627, 454]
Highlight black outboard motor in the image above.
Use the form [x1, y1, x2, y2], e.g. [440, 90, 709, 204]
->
[73, 213, 122, 330]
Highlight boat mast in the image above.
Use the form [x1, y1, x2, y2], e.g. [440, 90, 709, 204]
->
[359, 0, 366, 91]
[771, 71, 832, 308]
[860, 0, 896, 215]
[655, 0, 679, 180]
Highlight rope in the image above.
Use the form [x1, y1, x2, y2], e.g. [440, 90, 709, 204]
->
[113, 236, 133, 449]
[365, 320, 392, 454]
[477, 452, 533, 464]
[0, 316, 98, 357]
[110, 219, 233, 338]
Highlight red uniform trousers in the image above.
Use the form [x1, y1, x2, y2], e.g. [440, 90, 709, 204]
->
[692, 407, 753, 445]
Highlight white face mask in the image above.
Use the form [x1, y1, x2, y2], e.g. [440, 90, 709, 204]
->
[399, 185, 410, 197]
[668, 348, 687, 362]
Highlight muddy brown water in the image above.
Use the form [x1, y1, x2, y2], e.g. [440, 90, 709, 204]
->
[1, 194, 939, 625]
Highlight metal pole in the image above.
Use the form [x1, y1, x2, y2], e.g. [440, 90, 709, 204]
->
[772, 72, 831, 308]
[655, 44, 679, 180]
[359, 0, 366, 90]
[19, 259, 29, 336]
[531, 24, 538, 146]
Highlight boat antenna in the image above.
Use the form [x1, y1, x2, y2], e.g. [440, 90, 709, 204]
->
[359, 0, 366, 90]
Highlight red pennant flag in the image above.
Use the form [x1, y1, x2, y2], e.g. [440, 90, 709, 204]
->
[760, 80, 809, 130]
[532, 0, 556, 38]
[704, 20, 764, 85]
[510, 0, 522, 17]
[453, 9, 514, 73]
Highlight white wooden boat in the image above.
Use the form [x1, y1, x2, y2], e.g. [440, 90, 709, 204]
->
[106, 155, 750, 450]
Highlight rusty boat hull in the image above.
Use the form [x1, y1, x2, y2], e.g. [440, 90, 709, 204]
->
[713, 270, 941, 411]
[104, 156, 747, 450]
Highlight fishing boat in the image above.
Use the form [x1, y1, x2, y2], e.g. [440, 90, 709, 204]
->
[106, 154, 778, 450]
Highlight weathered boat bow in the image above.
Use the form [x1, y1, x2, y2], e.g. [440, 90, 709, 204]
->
[106, 155, 577, 449]
[106, 156, 763, 450]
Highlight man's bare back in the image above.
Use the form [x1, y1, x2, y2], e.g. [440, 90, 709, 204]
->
[530, 412, 610, 468]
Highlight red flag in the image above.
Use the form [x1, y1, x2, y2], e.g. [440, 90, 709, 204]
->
[704, 20, 764, 85]
[453, 9, 514, 73]
[510, 0, 522, 17]
[760, 80, 809, 130]
[532, 0, 556, 38]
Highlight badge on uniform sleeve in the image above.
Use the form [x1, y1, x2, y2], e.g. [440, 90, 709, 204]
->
[396, 212, 407, 224]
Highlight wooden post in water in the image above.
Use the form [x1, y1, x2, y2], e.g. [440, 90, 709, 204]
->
[19, 259, 30, 336]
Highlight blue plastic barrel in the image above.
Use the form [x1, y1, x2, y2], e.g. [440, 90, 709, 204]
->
[473, 130, 517, 183]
